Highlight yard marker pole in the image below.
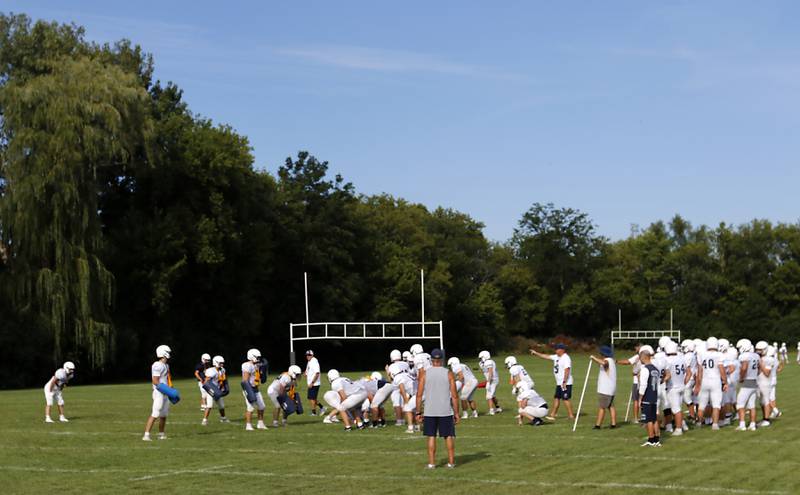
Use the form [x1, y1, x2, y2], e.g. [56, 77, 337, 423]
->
[624, 390, 632, 423]
[572, 359, 593, 432]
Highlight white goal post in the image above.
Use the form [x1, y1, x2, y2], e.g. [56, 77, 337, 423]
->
[288, 270, 445, 365]
[611, 309, 681, 350]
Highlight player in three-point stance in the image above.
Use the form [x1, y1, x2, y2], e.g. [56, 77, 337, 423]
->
[448, 357, 479, 419]
[44, 361, 75, 423]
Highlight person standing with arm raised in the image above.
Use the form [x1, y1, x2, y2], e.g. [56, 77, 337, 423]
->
[416, 349, 460, 469]
[530, 343, 575, 420]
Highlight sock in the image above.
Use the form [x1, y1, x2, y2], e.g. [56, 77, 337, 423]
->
[739, 421, 745, 427]
[654, 436, 660, 443]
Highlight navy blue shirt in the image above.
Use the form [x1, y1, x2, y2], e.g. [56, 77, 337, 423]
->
[641, 363, 659, 404]
[195, 362, 208, 382]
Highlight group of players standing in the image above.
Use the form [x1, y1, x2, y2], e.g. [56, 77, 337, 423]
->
[619, 336, 784, 447]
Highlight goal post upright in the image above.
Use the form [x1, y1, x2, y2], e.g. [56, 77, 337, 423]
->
[611, 308, 680, 352]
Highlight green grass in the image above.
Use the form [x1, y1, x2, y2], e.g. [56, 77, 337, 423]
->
[1, 353, 797, 494]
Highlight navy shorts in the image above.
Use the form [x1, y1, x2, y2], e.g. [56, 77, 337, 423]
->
[423, 415, 456, 438]
[641, 403, 658, 423]
[554, 385, 573, 400]
[307, 385, 320, 400]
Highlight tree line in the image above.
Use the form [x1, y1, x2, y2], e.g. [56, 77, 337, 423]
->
[2, 14, 799, 387]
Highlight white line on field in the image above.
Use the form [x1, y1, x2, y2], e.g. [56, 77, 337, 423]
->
[128, 464, 233, 481]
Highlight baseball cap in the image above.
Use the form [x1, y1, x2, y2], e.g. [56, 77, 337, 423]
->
[600, 345, 613, 357]
[305, 350, 314, 356]
[554, 343, 566, 350]
[431, 348, 444, 359]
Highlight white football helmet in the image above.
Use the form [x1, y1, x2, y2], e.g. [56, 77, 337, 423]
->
[201, 353, 211, 363]
[755, 341, 768, 354]
[478, 350, 491, 362]
[246, 348, 261, 363]
[288, 365, 302, 379]
[63, 362, 76, 375]
[718, 338, 729, 352]
[772, 342, 778, 349]
[327, 369, 340, 382]
[212, 355, 225, 368]
[402, 351, 412, 362]
[390, 349, 402, 362]
[156, 345, 172, 359]
[370, 371, 382, 381]
[638, 345, 654, 356]
[665, 341, 678, 355]
[706, 337, 719, 350]
[658, 336, 672, 349]
[681, 340, 695, 353]
[410, 344, 424, 356]
[767, 346, 777, 358]
[736, 338, 751, 351]
[447, 357, 461, 368]
[504, 356, 517, 368]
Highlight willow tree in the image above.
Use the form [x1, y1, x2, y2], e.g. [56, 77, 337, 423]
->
[0, 55, 152, 366]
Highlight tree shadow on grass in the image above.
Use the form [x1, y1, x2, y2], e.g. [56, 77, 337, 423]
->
[455, 451, 491, 466]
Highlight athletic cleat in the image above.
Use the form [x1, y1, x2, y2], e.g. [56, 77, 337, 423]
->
[545, 416, 556, 421]
[405, 428, 415, 434]
[272, 420, 279, 428]
[158, 433, 167, 440]
[461, 411, 468, 419]
[245, 423, 254, 431]
[320, 406, 327, 414]
[310, 411, 317, 416]
[142, 434, 151, 441]
[748, 423, 757, 431]
[681, 422, 689, 432]
[446, 463, 456, 469]
[58, 416, 69, 423]
[665, 424, 673, 433]
[201, 418, 208, 426]
[758, 420, 771, 427]
[323, 417, 333, 424]
[640, 441, 653, 447]
[495, 407, 503, 413]
[672, 428, 683, 436]
[331, 416, 340, 423]
[735, 425, 747, 431]
[45, 417, 55, 424]
[711, 423, 720, 430]
[488, 410, 495, 416]
[532, 418, 544, 426]
[651, 441, 662, 447]
[219, 417, 230, 423]
[471, 410, 479, 418]
[257, 421, 268, 430]
[426, 464, 436, 469]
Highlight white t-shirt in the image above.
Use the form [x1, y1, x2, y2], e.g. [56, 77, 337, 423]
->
[698, 350, 723, 384]
[596, 357, 616, 395]
[151, 361, 169, 390]
[305, 357, 321, 387]
[683, 352, 697, 378]
[479, 359, 499, 384]
[270, 373, 292, 393]
[517, 388, 547, 408]
[332, 377, 364, 396]
[241, 361, 258, 387]
[414, 353, 432, 371]
[392, 371, 417, 395]
[204, 367, 219, 381]
[510, 364, 534, 386]
[628, 354, 641, 384]
[549, 354, 573, 386]
[740, 351, 760, 381]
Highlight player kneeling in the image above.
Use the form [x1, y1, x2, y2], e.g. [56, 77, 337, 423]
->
[44, 362, 75, 423]
[516, 381, 548, 426]
[201, 355, 230, 425]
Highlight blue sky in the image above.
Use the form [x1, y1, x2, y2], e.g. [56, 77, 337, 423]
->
[8, 2, 800, 241]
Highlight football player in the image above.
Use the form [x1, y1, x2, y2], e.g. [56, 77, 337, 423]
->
[638, 345, 661, 446]
[328, 369, 369, 431]
[44, 361, 75, 423]
[448, 357, 479, 418]
[693, 337, 728, 430]
[767, 345, 783, 419]
[267, 365, 302, 427]
[516, 381, 549, 426]
[143, 345, 178, 441]
[241, 348, 267, 431]
[194, 353, 211, 411]
[201, 355, 230, 425]
[664, 341, 688, 435]
[478, 350, 502, 415]
[735, 339, 759, 431]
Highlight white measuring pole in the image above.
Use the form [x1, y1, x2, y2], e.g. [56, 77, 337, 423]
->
[624, 390, 632, 423]
[572, 359, 593, 432]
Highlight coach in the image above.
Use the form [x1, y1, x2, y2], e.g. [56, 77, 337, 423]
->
[416, 348, 460, 469]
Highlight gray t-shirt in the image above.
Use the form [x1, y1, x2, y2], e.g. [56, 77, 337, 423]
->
[423, 366, 453, 417]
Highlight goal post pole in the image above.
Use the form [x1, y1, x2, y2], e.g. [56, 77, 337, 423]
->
[572, 359, 593, 432]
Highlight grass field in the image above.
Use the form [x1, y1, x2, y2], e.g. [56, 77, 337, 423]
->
[1, 352, 798, 494]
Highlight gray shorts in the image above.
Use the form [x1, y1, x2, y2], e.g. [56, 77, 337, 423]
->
[598, 393, 615, 409]
[631, 383, 639, 402]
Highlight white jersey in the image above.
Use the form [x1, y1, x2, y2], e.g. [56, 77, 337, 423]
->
[683, 351, 697, 375]
[628, 354, 642, 384]
[653, 352, 668, 381]
[392, 370, 417, 395]
[758, 356, 775, 386]
[269, 373, 292, 392]
[413, 353, 432, 371]
[204, 367, 219, 381]
[151, 361, 169, 391]
[517, 388, 546, 408]
[509, 364, 534, 387]
[331, 376, 364, 396]
[357, 378, 379, 396]
[305, 357, 321, 387]
[479, 359, 499, 384]
[665, 354, 686, 390]
[52, 368, 71, 391]
[241, 361, 259, 387]
[388, 361, 411, 381]
[549, 354, 574, 386]
[698, 350, 723, 384]
[740, 351, 760, 381]
[723, 349, 739, 384]
[453, 363, 477, 381]
[596, 357, 616, 396]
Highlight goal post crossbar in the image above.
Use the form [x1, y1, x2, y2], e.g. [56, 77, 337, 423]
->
[289, 321, 444, 364]
[611, 329, 681, 348]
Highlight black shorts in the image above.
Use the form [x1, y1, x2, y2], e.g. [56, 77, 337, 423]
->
[423, 415, 456, 438]
[554, 385, 573, 400]
[641, 403, 658, 423]
[307, 385, 320, 400]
